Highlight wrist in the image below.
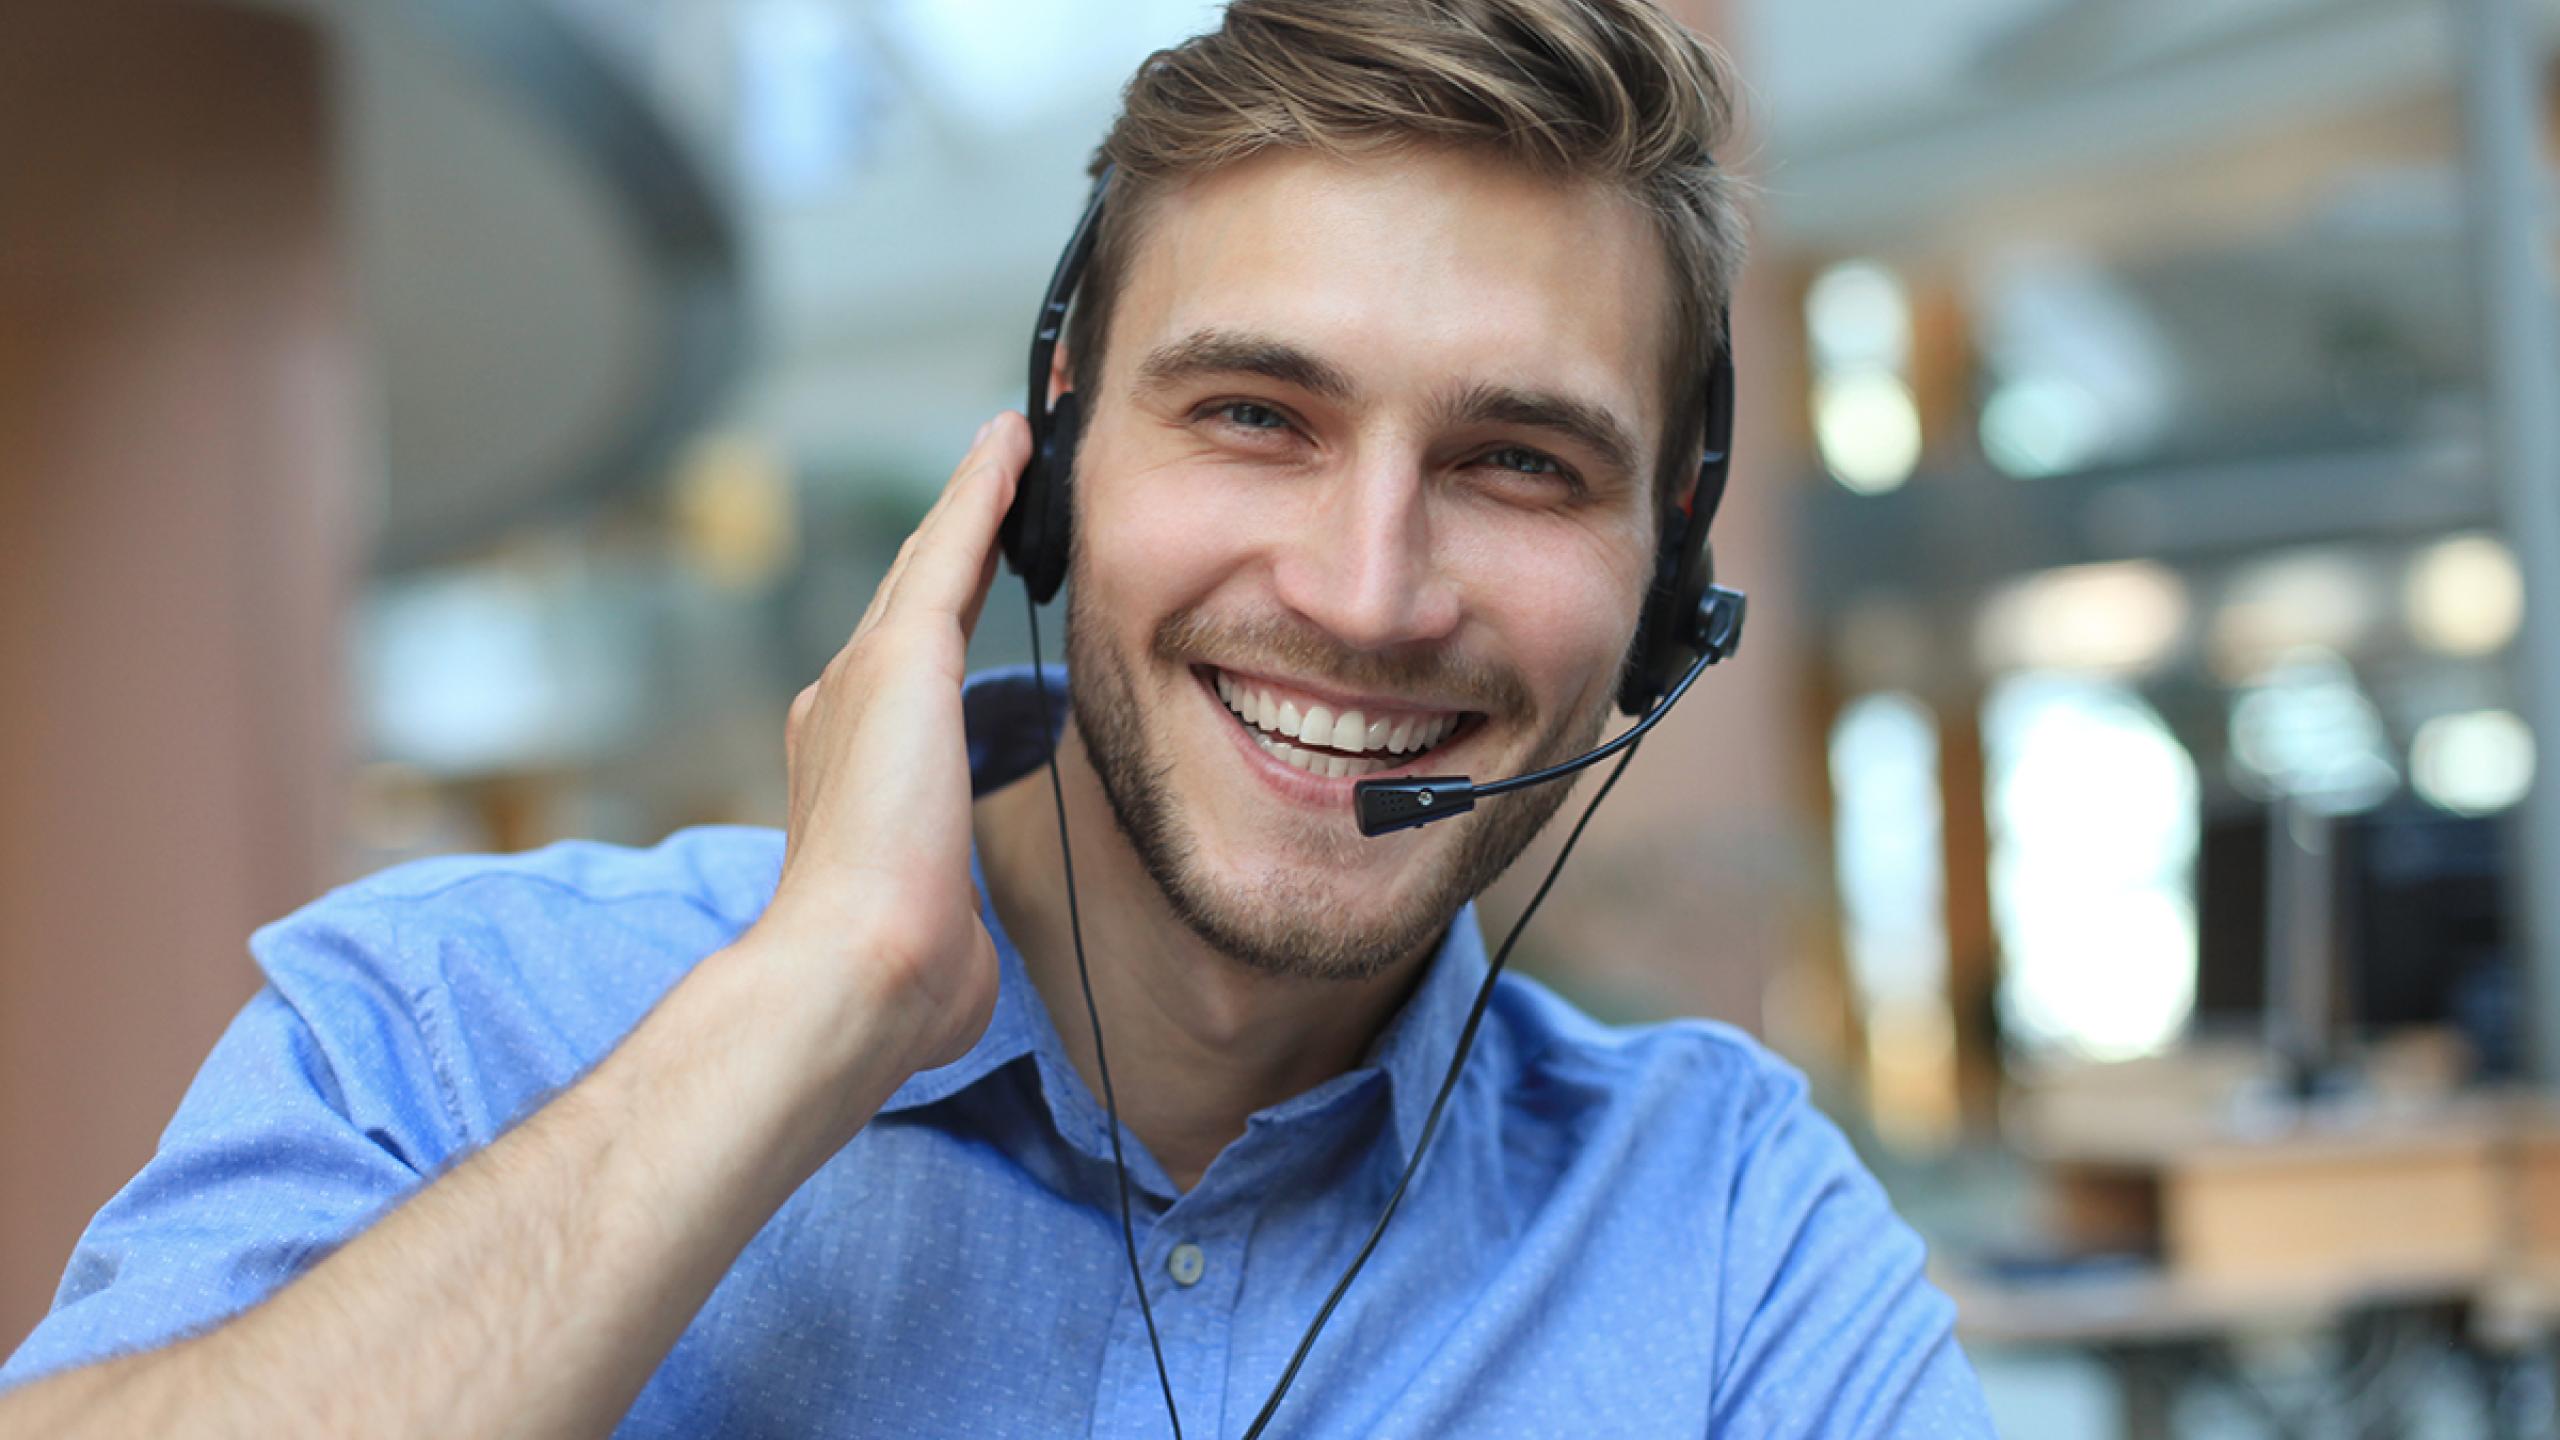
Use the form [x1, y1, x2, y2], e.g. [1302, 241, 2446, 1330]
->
[653, 926, 928, 1169]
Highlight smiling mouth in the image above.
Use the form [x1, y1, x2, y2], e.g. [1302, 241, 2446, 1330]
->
[1199, 666, 1480, 779]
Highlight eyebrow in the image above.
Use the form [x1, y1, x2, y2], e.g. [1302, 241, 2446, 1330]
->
[1134, 325, 1644, 482]
[1134, 328, 1357, 403]
[1439, 382, 1642, 484]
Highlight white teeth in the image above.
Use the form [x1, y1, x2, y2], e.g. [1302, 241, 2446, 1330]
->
[1214, 671, 1460, 763]
[1330, 709, 1366, 750]
[1250, 730, 1394, 778]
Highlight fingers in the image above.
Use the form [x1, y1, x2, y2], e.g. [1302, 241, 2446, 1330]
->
[900, 412, 1028, 618]
[955, 542, 1003, 642]
[856, 412, 1029, 644]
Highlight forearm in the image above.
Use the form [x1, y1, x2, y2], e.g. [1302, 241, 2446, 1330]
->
[1, 934, 909, 1440]
[7, 415, 1024, 1439]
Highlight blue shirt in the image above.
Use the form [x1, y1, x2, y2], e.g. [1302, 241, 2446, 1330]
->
[2, 669, 1991, 1436]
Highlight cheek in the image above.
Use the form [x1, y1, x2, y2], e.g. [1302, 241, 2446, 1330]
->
[1074, 444, 1271, 624]
[1521, 584, 1639, 715]
[1445, 519, 1650, 704]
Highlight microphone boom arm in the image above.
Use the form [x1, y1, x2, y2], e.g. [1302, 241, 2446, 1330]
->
[1353, 585, 1746, 837]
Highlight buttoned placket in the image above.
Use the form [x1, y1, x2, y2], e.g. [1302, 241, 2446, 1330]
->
[1082, 1073, 1401, 1440]
[1146, 1189, 1252, 1440]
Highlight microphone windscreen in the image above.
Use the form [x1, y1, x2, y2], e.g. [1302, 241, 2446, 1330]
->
[1353, 777, 1476, 837]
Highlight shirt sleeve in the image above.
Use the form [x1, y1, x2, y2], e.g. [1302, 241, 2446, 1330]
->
[1709, 1067, 1995, 1437]
[0, 901, 462, 1394]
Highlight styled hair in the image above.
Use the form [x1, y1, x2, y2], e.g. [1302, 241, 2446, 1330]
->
[1068, 0, 1749, 502]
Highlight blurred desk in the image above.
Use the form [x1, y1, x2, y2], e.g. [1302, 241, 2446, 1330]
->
[1949, 1087, 2560, 1436]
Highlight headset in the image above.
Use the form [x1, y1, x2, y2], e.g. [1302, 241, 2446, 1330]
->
[1005, 169, 1745, 837]
[997, 163, 1745, 1439]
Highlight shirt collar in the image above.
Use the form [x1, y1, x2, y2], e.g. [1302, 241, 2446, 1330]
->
[876, 665, 1492, 1176]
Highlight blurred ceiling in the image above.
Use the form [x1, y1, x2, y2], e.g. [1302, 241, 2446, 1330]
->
[218, 0, 2560, 566]
[237, 0, 745, 571]
[1751, 0, 2560, 248]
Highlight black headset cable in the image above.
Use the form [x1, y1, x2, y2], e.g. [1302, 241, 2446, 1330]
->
[1236, 737, 1642, 1440]
[1026, 581, 1642, 1440]
[1025, 592, 1186, 1440]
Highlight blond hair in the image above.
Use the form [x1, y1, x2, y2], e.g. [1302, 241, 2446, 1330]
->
[1070, 0, 1748, 498]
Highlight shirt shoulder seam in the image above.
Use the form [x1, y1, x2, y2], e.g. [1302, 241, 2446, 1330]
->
[1502, 994, 1785, 1091]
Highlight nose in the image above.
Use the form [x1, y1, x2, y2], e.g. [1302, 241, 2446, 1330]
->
[1267, 447, 1462, 653]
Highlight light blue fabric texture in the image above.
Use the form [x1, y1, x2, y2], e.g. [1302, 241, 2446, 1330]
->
[2, 668, 1992, 1437]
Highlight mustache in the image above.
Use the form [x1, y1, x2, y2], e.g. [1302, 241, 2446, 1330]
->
[1153, 608, 1534, 717]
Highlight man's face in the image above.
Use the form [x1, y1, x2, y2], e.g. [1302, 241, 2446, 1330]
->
[1063, 145, 1673, 982]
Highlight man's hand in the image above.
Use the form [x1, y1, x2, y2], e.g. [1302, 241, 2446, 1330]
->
[751, 411, 1028, 1085]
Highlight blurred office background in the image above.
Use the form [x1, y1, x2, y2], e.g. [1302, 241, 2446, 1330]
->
[8, 0, 2560, 1432]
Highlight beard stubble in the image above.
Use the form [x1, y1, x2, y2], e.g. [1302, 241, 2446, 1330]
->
[1062, 579, 1612, 983]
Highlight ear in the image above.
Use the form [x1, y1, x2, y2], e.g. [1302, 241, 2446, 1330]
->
[1047, 340, 1076, 410]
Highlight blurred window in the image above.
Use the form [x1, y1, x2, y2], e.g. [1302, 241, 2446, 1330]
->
[1830, 691, 1949, 1011]
[1830, 692, 1960, 1148]
[1985, 673, 2198, 1060]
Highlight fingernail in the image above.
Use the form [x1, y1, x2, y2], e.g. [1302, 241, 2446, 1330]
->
[974, 417, 997, 445]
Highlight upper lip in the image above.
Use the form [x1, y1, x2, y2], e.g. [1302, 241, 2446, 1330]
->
[1201, 663, 1478, 720]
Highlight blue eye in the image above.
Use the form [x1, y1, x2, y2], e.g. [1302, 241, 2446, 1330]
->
[1216, 401, 1289, 431]
[1484, 446, 1562, 477]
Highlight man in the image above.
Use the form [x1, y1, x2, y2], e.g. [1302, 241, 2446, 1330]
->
[0, 0, 1992, 1434]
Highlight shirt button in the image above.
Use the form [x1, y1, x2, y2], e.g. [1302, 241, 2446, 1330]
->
[1167, 1242, 1207, 1287]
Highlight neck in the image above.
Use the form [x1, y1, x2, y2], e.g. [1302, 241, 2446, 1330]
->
[973, 717, 1429, 1191]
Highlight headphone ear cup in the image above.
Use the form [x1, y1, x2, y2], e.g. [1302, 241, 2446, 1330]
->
[1617, 514, 1713, 718]
[1003, 390, 1081, 604]
[1618, 514, 1680, 717]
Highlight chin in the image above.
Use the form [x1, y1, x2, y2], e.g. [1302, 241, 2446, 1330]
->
[1064, 584, 1608, 983]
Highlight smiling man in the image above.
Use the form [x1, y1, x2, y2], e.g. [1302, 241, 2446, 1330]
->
[0, 2, 1992, 1436]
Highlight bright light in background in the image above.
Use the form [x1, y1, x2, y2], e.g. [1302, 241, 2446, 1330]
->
[1986, 674, 2198, 1061]
[1831, 693, 1948, 1007]
[2406, 533, 2524, 657]
[1807, 261, 1912, 372]
[1807, 260, 1922, 494]
[2228, 647, 2397, 814]
[1975, 559, 2187, 675]
[2412, 709, 2535, 815]
[670, 431, 799, 591]
[1980, 375, 2107, 478]
[1815, 371, 1923, 494]
[1969, 247, 2176, 475]
[2207, 547, 2382, 683]
[362, 567, 644, 776]
[1829, 692, 1959, 1149]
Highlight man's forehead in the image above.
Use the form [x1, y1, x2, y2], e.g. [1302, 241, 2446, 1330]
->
[1106, 147, 1673, 431]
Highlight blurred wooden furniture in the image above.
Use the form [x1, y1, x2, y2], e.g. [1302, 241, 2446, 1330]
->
[2030, 1097, 2548, 1294]
[1950, 1052, 2560, 1436]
